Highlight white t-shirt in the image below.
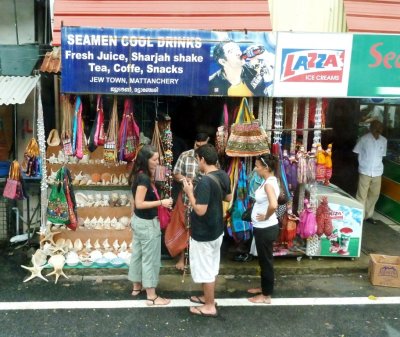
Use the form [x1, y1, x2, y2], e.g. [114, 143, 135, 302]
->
[353, 133, 387, 177]
[251, 176, 280, 229]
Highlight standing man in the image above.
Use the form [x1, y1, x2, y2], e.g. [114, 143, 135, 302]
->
[209, 39, 267, 96]
[172, 133, 209, 270]
[353, 120, 387, 224]
[182, 144, 232, 317]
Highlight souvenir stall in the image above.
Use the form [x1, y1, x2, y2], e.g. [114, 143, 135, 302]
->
[38, 94, 173, 276]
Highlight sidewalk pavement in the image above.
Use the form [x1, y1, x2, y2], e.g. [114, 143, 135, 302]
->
[60, 212, 400, 283]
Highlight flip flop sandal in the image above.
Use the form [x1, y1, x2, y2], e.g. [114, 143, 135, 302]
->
[189, 296, 205, 304]
[131, 288, 143, 297]
[146, 296, 170, 306]
[189, 306, 218, 318]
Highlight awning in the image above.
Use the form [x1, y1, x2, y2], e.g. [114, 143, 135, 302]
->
[51, 0, 272, 46]
[0, 76, 40, 105]
[344, 0, 400, 33]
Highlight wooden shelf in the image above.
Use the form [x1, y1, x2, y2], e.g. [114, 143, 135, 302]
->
[52, 227, 132, 244]
[77, 206, 131, 218]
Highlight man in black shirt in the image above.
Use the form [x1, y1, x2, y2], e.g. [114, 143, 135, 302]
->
[182, 144, 232, 317]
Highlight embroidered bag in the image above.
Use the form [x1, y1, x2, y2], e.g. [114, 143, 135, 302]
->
[104, 97, 119, 162]
[118, 98, 139, 162]
[47, 167, 69, 224]
[226, 98, 270, 157]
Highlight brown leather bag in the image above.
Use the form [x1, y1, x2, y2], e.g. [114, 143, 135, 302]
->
[164, 192, 189, 257]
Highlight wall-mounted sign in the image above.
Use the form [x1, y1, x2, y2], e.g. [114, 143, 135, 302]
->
[348, 34, 400, 98]
[61, 27, 276, 96]
[273, 32, 353, 97]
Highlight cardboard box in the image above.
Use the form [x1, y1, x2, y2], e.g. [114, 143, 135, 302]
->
[369, 254, 400, 288]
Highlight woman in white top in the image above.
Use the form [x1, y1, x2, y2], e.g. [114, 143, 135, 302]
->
[248, 153, 280, 304]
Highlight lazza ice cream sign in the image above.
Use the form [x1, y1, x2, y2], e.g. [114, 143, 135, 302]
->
[280, 49, 345, 82]
[273, 32, 352, 97]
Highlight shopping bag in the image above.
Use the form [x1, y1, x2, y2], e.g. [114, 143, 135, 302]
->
[226, 98, 270, 157]
[3, 160, 26, 200]
[104, 97, 119, 162]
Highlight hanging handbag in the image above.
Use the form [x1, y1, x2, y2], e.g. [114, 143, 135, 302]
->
[3, 160, 26, 200]
[61, 95, 73, 156]
[63, 167, 78, 230]
[104, 97, 119, 162]
[23, 138, 40, 177]
[151, 121, 167, 182]
[227, 161, 252, 242]
[75, 98, 84, 159]
[95, 95, 106, 146]
[153, 185, 171, 230]
[118, 98, 139, 162]
[47, 167, 70, 225]
[225, 98, 270, 157]
[215, 103, 229, 156]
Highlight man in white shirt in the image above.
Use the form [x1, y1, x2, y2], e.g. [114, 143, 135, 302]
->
[353, 120, 387, 224]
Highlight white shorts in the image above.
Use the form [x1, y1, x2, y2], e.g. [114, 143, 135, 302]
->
[189, 234, 223, 283]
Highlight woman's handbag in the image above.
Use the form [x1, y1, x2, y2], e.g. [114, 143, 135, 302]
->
[3, 160, 26, 200]
[241, 200, 254, 222]
[47, 167, 70, 225]
[22, 138, 40, 177]
[225, 98, 270, 157]
[104, 97, 119, 162]
[153, 185, 171, 230]
[164, 192, 189, 257]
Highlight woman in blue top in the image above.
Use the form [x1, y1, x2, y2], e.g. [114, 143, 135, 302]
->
[128, 145, 173, 306]
[248, 153, 280, 304]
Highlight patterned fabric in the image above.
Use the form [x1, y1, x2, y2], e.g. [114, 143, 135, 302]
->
[173, 149, 200, 206]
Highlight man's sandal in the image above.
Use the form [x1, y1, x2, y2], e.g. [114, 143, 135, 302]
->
[146, 296, 170, 306]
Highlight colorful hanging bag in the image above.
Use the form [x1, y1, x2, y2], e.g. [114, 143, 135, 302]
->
[47, 167, 70, 224]
[225, 98, 270, 157]
[104, 97, 119, 162]
[118, 98, 139, 162]
[63, 167, 78, 230]
[3, 160, 26, 200]
[22, 138, 40, 177]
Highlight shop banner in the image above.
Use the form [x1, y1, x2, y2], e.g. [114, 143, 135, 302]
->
[273, 32, 352, 97]
[61, 27, 276, 96]
[348, 34, 400, 98]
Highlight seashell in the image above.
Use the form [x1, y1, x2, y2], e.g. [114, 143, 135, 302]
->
[83, 217, 91, 228]
[103, 251, 117, 261]
[74, 171, 84, 181]
[47, 153, 58, 164]
[119, 241, 128, 252]
[65, 239, 74, 251]
[110, 217, 118, 226]
[113, 240, 120, 251]
[102, 239, 110, 250]
[119, 173, 128, 185]
[79, 175, 90, 185]
[103, 221, 111, 230]
[55, 238, 65, 248]
[111, 174, 119, 185]
[84, 239, 92, 251]
[75, 193, 88, 207]
[98, 216, 104, 225]
[119, 216, 130, 227]
[32, 249, 48, 267]
[94, 222, 103, 230]
[73, 238, 83, 252]
[89, 250, 102, 261]
[79, 153, 90, 164]
[118, 251, 131, 265]
[94, 239, 101, 250]
[101, 172, 111, 184]
[91, 173, 101, 183]
[78, 217, 84, 227]
[57, 150, 66, 163]
[90, 217, 97, 227]
[66, 251, 79, 265]
[95, 193, 102, 201]
[47, 254, 68, 284]
[42, 242, 53, 256]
